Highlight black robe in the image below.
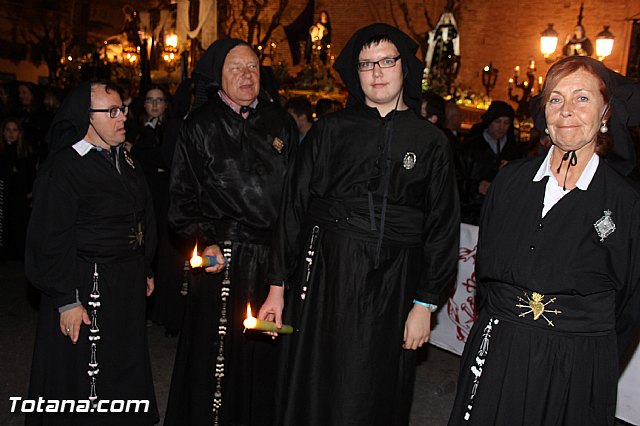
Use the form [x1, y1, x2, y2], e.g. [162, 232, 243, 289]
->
[132, 122, 186, 331]
[449, 156, 640, 426]
[164, 94, 296, 426]
[24, 145, 158, 426]
[457, 131, 522, 225]
[269, 104, 460, 426]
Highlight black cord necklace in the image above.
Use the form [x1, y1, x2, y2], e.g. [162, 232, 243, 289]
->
[556, 150, 577, 191]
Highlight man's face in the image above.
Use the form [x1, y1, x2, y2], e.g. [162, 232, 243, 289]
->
[86, 85, 127, 149]
[487, 116, 511, 140]
[358, 40, 404, 114]
[221, 45, 260, 106]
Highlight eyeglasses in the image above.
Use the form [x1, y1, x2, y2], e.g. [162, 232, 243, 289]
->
[357, 55, 401, 72]
[144, 97, 167, 105]
[88, 105, 129, 119]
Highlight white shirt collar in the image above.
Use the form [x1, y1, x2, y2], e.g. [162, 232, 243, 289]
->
[71, 139, 94, 156]
[533, 145, 599, 190]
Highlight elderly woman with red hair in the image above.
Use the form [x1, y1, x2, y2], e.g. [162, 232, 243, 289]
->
[449, 56, 640, 425]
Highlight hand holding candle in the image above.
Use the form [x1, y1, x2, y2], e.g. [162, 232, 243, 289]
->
[189, 244, 226, 270]
[244, 303, 293, 334]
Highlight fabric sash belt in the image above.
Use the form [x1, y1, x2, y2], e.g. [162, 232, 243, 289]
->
[76, 211, 147, 262]
[486, 281, 616, 335]
[307, 197, 424, 246]
[213, 221, 272, 245]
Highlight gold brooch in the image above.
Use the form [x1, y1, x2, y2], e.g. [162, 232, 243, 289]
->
[516, 292, 561, 327]
[123, 149, 135, 168]
[272, 137, 284, 154]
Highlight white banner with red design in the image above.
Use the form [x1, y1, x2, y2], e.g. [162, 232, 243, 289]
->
[428, 223, 640, 424]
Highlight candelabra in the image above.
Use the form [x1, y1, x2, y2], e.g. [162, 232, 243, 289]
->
[507, 58, 542, 118]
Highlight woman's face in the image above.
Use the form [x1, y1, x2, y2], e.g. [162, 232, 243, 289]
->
[545, 69, 606, 153]
[144, 88, 167, 119]
[320, 12, 328, 23]
[3, 122, 19, 143]
[18, 85, 33, 106]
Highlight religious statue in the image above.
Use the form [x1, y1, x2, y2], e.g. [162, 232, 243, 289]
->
[305, 10, 332, 65]
[562, 2, 594, 57]
[562, 24, 594, 57]
[424, 11, 461, 93]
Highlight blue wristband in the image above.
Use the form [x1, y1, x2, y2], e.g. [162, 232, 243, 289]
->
[413, 299, 438, 312]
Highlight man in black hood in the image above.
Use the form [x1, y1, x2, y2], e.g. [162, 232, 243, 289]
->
[260, 23, 460, 425]
[164, 39, 297, 426]
[457, 100, 523, 225]
[25, 80, 158, 425]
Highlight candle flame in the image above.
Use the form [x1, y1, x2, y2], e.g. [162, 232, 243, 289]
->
[189, 243, 203, 268]
[244, 302, 257, 329]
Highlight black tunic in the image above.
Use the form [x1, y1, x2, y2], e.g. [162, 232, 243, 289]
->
[449, 156, 640, 426]
[24, 145, 158, 425]
[457, 132, 522, 225]
[132, 122, 186, 331]
[269, 104, 460, 426]
[165, 94, 296, 426]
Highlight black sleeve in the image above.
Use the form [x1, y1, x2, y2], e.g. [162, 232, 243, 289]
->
[24, 163, 79, 307]
[168, 118, 217, 246]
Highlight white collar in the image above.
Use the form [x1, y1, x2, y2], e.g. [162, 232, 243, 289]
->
[71, 139, 94, 156]
[533, 145, 600, 190]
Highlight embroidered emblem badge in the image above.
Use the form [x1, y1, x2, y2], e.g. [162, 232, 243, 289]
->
[594, 210, 615, 242]
[516, 292, 562, 327]
[129, 222, 144, 249]
[272, 137, 284, 154]
[403, 152, 416, 170]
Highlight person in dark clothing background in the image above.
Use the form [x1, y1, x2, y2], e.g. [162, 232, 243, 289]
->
[164, 39, 297, 426]
[131, 84, 184, 336]
[24, 80, 158, 425]
[0, 118, 35, 260]
[457, 100, 523, 224]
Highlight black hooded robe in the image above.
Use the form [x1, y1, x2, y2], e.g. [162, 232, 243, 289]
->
[164, 39, 297, 426]
[269, 24, 460, 426]
[24, 81, 158, 426]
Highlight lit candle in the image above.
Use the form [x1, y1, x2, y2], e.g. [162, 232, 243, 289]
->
[243, 303, 293, 334]
[538, 76, 543, 88]
[189, 244, 223, 268]
[508, 77, 514, 89]
[514, 65, 520, 77]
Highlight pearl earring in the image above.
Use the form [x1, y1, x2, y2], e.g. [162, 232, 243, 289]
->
[544, 128, 550, 135]
[600, 122, 608, 133]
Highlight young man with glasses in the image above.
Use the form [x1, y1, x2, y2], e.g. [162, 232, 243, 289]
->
[260, 23, 460, 425]
[25, 80, 158, 425]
